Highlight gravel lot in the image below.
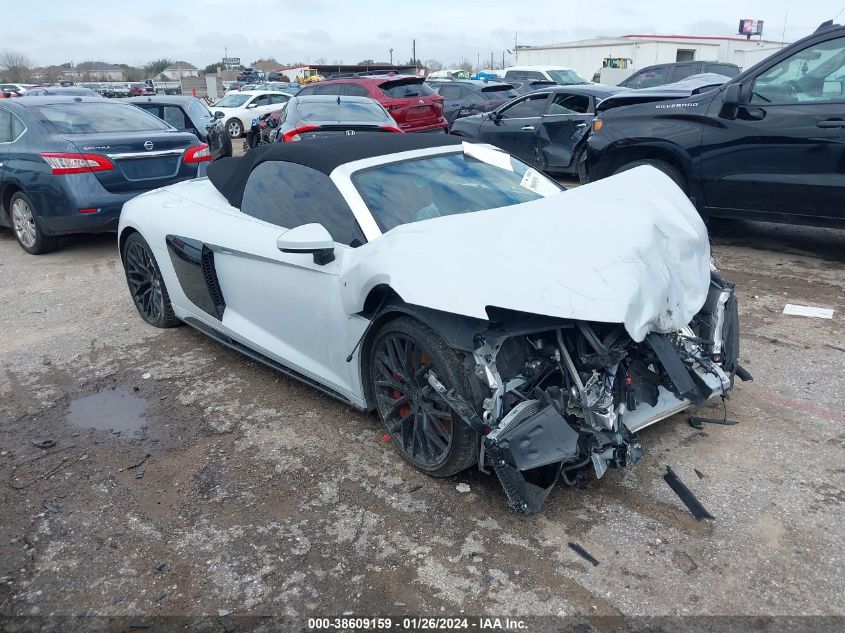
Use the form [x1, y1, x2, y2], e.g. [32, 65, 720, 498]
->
[0, 208, 843, 629]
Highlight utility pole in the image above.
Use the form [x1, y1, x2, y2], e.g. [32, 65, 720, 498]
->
[477, 52, 480, 71]
[412, 39, 416, 67]
[514, 32, 518, 64]
[502, 51, 505, 69]
[389, 48, 393, 65]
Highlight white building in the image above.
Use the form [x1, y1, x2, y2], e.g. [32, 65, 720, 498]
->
[514, 34, 788, 82]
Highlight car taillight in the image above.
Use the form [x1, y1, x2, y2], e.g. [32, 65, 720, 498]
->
[381, 126, 403, 133]
[184, 143, 212, 163]
[282, 125, 319, 142]
[40, 152, 113, 175]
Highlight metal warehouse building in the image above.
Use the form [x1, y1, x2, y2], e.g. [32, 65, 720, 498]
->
[514, 34, 787, 82]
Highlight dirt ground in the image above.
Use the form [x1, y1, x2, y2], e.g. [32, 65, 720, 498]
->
[0, 212, 843, 630]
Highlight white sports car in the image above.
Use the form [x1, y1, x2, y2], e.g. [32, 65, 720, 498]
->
[118, 134, 750, 514]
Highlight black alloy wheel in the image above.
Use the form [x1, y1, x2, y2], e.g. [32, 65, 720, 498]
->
[370, 317, 478, 477]
[122, 233, 180, 328]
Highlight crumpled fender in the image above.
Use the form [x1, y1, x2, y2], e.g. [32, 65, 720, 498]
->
[340, 166, 710, 342]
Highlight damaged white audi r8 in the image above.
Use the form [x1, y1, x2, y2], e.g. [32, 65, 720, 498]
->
[117, 134, 751, 514]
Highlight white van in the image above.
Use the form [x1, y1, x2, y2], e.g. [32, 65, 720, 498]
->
[503, 66, 589, 85]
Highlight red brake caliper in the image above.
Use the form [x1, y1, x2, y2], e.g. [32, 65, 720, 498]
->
[393, 372, 410, 418]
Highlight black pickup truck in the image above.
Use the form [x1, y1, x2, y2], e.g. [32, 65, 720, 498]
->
[584, 21, 845, 228]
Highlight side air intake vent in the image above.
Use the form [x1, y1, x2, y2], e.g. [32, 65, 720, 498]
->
[201, 246, 226, 319]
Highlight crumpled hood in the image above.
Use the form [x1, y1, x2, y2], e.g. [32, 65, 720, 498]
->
[342, 166, 711, 342]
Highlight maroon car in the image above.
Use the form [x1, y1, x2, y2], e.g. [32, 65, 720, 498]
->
[296, 74, 447, 133]
[129, 83, 155, 97]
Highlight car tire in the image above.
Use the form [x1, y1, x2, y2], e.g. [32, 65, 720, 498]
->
[227, 119, 243, 139]
[122, 232, 180, 329]
[9, 192, 58, 255]
[370, 316, 479, 478]
[612, 159, 687, 193]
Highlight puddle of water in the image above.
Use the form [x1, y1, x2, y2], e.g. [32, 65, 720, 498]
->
[66, 387, 149, 434]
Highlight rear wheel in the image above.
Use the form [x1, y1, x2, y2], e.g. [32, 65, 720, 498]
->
[612, 159, 686, 193]
[369, 317, 478, 477]
[122, 232, 180, 328]
[10, 192, 58, 255]
[227, 118, 243, 139]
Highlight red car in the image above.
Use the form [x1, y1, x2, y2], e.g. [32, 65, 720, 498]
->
[130, 83, 155, 97]
[296, 75, 447, 133]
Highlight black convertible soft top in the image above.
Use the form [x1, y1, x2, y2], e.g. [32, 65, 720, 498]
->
[207, 133, 463, 209]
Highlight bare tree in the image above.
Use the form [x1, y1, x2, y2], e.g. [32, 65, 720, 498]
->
[0, 50, 32, 82]
[122, 65, 143, 82]
[424, 59, 443, 72]
[313, 57, 326, 65]
[44, 66, 61, 84]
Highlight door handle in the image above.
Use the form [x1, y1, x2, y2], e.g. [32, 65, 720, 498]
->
[575, 122, 587, 128]
[817, 119, 845, 128]
[520, 125, 535, 131]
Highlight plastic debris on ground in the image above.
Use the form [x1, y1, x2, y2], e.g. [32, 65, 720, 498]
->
[782, 304, 834, 319]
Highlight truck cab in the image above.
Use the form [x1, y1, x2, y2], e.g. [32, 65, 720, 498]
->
[585, 22, 845, 228]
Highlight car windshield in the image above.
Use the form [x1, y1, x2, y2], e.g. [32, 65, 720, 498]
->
[31, 103, 171, 134]
[297, 100, 388, 123]
[214, 94, 251, 108]
[353, 150, 563, 233]
[546, 69, 588, 85]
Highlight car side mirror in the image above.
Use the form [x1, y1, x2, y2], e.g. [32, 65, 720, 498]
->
[721, 83, 742, 119]
[214, 111, 224, 119]
[277, 223, 336, 265]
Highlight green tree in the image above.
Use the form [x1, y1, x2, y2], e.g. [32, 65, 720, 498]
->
[357, 59, 375, 65]
[202, 62, 221, 76]
[144, 57, 174, 79]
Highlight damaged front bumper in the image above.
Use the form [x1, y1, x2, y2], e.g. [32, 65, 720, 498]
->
[428, 273, 751, 515]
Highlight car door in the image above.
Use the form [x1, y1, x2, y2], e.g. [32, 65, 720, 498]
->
[535, 92, 593, 170]
[478, 92, 550, 164]
[0, 108, 12, 197]
[437, 84, 463, 122]
[248, 94, 276, 117]
[173, 161, 368, 398]
[161, 105, 195, 135]
[700, 33, 845, 224]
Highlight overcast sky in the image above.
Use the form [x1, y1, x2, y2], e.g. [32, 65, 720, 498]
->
[5, 0, 845, 69]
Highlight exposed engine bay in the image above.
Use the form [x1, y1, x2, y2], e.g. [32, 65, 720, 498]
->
[423, 273, 751, 515]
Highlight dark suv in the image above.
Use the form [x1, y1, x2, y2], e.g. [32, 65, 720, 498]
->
[585, 22, 845, 228]
[297, 75, 447, 133]
[429, 80, 519, 124]
[619, 61, 740, 89]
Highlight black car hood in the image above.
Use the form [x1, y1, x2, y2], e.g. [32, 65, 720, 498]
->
[597, 74, 730, 113]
